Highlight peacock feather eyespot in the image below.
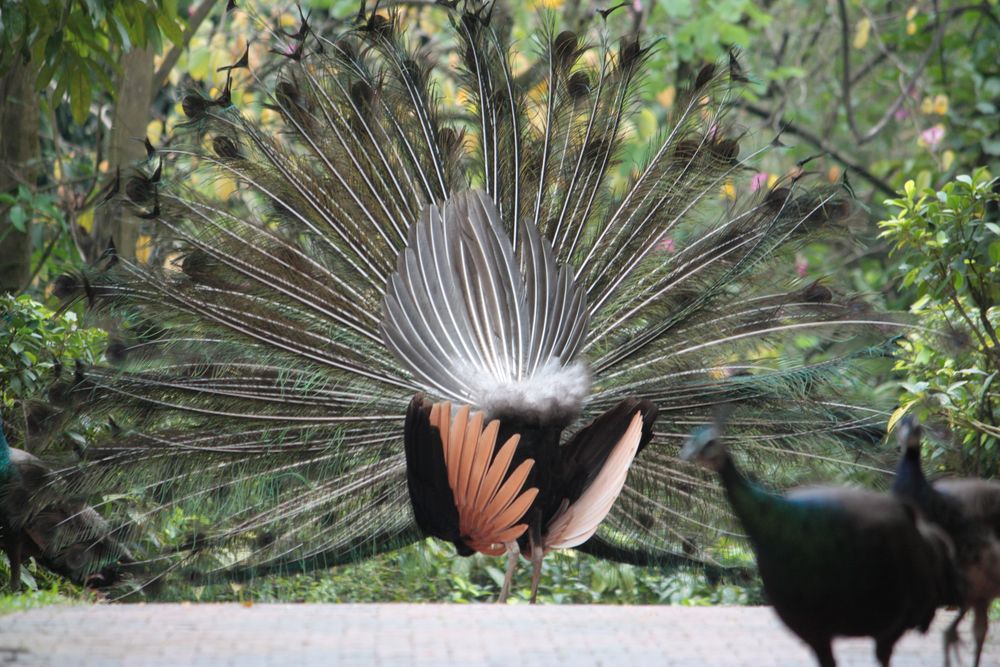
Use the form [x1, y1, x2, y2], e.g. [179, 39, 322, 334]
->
[125, 175, 155, 205]
[182, 93, 210, 120]
[212, 135, 243, 160]
[566, 71, 591, 100]
[50, 273, 80, 299]
[26, 4, 907, 600]
[105, 340, 129, 365]
[694, 63, 717, 90]
[711, 139, 741, 165]
[553, 30, 580, 70]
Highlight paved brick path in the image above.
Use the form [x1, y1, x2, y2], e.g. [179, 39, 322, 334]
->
[0, 604, 996, 666]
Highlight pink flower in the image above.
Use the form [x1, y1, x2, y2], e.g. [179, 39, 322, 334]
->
[750, 172, 769, 192]
[795, 254, 808, 278]
[894, 107, 910, 121]
[656, 236, 676, 253]
[632, 0, 643, 10]
[919, 125, 945, 149]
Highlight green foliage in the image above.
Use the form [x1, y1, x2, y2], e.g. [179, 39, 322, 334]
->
[880, 169, 1000, 474]
[0, 294, 106, 406]
[0, 554, 87, 608]
[158, 540, 761, 605]
[0, 586, 81, 615]
[0, 0, 184, 122]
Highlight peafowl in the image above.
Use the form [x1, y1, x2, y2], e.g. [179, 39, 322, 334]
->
[893, 417, 1000, 667]
[680, 420, 962, 667]
[0, 415, 133, 590]
[42, 1, 897, 598]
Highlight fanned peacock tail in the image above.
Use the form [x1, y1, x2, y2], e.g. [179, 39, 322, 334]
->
[39, 1, 900, 589]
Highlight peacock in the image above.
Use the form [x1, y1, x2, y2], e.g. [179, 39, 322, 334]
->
[0, 415, 133, 590]
[893, 416, 1000, 667]
[39, 0, 897, 598]
[680, 418, 962, 667]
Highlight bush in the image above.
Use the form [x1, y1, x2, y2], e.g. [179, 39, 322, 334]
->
[879, 168, 1000, 475]
[159, 539, 762, 606]
[0, 294, 106, 448]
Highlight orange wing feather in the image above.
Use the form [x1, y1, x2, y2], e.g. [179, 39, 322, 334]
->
[429, 401, 537, 555]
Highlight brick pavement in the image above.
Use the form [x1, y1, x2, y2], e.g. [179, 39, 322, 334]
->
[0, 604, 996, 666]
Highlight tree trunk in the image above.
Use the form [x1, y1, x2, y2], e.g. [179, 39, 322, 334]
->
[0, 59, 40, 293]
[92, 45, 155, 262]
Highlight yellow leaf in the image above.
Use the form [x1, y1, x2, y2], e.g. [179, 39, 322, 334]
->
[853, 18, 871, 49]
[657, 86, 676, 108]
[637, 108, 658, 140]
[215, 177, 237, 200]
[933, 94, 948, 115]
[886, 404, 913, 433]
[920, 97, 933, 114]
[767, 174, 778, 189]
[135, 235, 152, 264]
[77, 208, 94, 232]
[188, 49, 211, 82]
[146, 121, 163, 147]
[906, 6, 918, 21]
[827, 165, 842, 182]
[98, 160, 109, 174]
[942, 149, 955, 170]
[906, 21, 917, 35]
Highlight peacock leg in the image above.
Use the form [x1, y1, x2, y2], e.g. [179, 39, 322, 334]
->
[528, 542, 543, 604]
[809, 640, 836, 667]
[2, 532, 21, 591]
[972, 602, 989, 667]
[497, 541, 519, 604]
[944, 607, 967, 667]
[874, 633, 900, 667]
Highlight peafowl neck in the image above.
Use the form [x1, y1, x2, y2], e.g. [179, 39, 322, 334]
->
[892, 447, 934, 506]
[716, 454, 792, 546]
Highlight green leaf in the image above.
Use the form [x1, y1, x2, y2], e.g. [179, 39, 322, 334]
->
[9, 205, 26, 232]
[68, 66, 92, 125]
[156, 13, 184, 48]
[989, 240, 1000, 264]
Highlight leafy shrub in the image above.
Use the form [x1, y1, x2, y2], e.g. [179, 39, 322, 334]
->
[156, 539, 761, 606]
[0, 293, 107, 458]
[879, 168, 1000, 475]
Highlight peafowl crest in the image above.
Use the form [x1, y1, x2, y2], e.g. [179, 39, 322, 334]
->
[40, 1, 898, 594]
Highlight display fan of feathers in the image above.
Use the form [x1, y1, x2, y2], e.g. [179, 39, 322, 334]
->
[40, 0, 898, 597]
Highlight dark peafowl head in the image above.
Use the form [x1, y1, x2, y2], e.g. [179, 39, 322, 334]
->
[679, 425, 728, 472]
[895, 416, 923, 454]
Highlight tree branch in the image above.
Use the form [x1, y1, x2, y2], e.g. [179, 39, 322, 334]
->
[736, 100, 896, 197]
[837, 0, 948, 145]
[151, 0, 218, 97]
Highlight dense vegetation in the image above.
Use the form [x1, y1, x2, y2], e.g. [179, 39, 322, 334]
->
[1, 0, 998, 606]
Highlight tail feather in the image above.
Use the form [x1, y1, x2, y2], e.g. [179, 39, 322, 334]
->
[36, 4, 903, 588]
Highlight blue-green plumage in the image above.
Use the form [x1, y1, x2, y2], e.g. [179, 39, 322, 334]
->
[892, 416, 1000, 667]
[683, 425, 960, 667]
[0, 416, 134, 590]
